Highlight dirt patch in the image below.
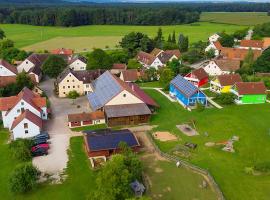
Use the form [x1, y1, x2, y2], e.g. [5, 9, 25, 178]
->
[152, 131, 178, 142]
[176, 124, 199, 136]
[155, 167, 163, 173]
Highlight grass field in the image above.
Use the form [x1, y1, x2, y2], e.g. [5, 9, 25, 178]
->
[201, 12, 270, 26]
[0, 22, 247, 52]
[144, 89, 270, 200]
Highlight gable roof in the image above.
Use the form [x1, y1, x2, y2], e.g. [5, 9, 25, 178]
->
[213, 41, 223, 50]
[240, 40, 263, 49]
[112, 63, 127, 70]
[84, 129, 140, 152]
[0, 76, 17, 87]
[104, 103, 151, 118]
[220, 47, 262, 61]
[68, 111, 104, 122]
[171, 75, 199, 98]
[217, 74, 242, 86]
[27, 54, 49, 69]
[235, 82, 266, 95]
[136, 51, 156, 66]
[190, 68, 208, 80]
[150, 48, 163, 57]
[121, 69, 142, 82]
[164, 49, 181, 58]
[57, 68, 105, 84]
[51, 48, 73, 56]
[68, 55, 87, 65]
[214, 59, 241, 72]
[11, 109, 42, 130]
[0, 59, 17, 75]
[157, 52, 174, 64]
[0, 87, 46, 111]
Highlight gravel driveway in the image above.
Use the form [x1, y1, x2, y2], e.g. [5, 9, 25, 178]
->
[33, 78, 90, 176]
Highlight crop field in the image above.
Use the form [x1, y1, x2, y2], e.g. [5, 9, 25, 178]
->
[201, 12, 270, 26]
[0, 22, 246, 52]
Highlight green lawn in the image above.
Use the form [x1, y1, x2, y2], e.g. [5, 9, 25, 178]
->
[145, 89, 270, 200]
[71, 124, 107, 132]
[142, 154, 218, 200]
[0, 22, 246, 51]
[201, 12, 270, 26]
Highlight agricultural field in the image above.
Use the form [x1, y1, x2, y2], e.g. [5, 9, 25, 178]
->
[0, 22, 247, 52]
[201, 12, 270, 26]
[145, 89, 270, 200]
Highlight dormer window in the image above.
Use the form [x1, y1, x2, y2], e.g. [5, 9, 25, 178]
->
[21, 102, 24, 105]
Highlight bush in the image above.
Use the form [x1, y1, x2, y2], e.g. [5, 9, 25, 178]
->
[196, 102, 205, 112]
[214, 93, 235, 105]
[9, 139, 33, 162]
[254, 162, 270, 173]
[9, 163, 39, 194]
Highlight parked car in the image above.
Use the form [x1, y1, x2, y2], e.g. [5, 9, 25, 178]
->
[31, 143, 49, 152]
[184, 142, 197, 150]
[32, 138, 48, 146]
[33, 131, 50, 140]
[32, 147, 48, 157]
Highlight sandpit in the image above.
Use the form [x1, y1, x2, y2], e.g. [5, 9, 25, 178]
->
[152, 132, 178, 142]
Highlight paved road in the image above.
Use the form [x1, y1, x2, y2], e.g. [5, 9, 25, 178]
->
[33, 78, 90, 177]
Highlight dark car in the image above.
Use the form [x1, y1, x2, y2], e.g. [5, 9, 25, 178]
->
[32, 147, 48, 157]
[33, 132, 50, 141]
[184, 142, 197, 150]
[32, 138, 48, 146]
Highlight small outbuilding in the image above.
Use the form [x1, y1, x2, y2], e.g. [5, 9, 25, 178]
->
[68, 111, 105, 128]
[184, 68, 208, 87]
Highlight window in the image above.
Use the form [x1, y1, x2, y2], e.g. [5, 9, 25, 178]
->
[24, 123, 28, 129]
[78, 85, 80, 88]
[17, 109, 20, 113]
[21, 102, 24, 105]
[21, 108, 25, 112]
[86, 84, 89, 88]
[63, 86, 65, 89]
[25, 130, 28, 134]
[68, 86, 70, 88]
[123, 93, 126, 97]
[67, 80, 69, 82]
[63, 92, 66, 94]
[72, 80, 75, 82]
[73, 86, 75, 88]
[26, 61, 28, 64]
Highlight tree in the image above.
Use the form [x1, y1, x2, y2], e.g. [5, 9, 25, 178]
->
[144, 68, 159, 82]
[214, 93, 235, 105]
[42, 55, 66, 78]
[167, 59, 181, 75]
[16, 72, 34, 90]
[109, 50, 129, 64]
[205, 48, 216, 59]
[182, 50, 204, 64]
[159, 68, 174, 90]
[127, 59, 142, 69]
[233, 28, 249, 40]
[172, 31, 176, 44]
[219, 32, 234, 47]
[167, 34, 172, 43]
[9, 163, 39, 194]
[253, 48, 270, 72]
[239, 48, 255, 75]
[154, 28, 164, 49]
[87, 49, 112, 70]
[0, 39, 14, 49]
[0, 28, 5, 40]
[67, 90, 80, 104]
[178, 34, 189, 52]
[120, 32, 154, 57]
[9, 139, 33, 162]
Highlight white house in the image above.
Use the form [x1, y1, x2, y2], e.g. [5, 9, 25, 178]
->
[205, 41, 222, 57]
[68, 56, 87, 71]
[11, 109, 42, 140]
[0, 87, 47, 130]
[208, 33, 220, 43]
[204, 59, 241, 76]
[0, 59, 18, 87]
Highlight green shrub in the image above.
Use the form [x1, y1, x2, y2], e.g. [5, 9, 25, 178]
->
[214, 93, 235, 105]
[9, 163, 39, 194]
[9, 139, 33, 162]
[196, 102, 205, 112]
[254, 162, 270, 173]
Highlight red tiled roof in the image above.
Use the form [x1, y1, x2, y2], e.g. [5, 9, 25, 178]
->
[11, 110, 42, 130]
[112, 63, 127, 70]
[0, 59, 17, 74]
[220, 48, 262, 61]
[51, 48, 74, 56]
[121, 69, 142, 82]
[240, 40, 263, 49]
[235, 82, 266, 95]
[263, 37, 270, 49]
[136, 51, 156, 66]
[150, 48, 163, 57]
[164, 49, 181, 58]
[217, 74, 242, 86]
[190, 68, 208, 80]
[0, 76, 17, 87]
[213, 41, 223, 50]
[214, 59, 241, 72]
[68, 111, 104, 122]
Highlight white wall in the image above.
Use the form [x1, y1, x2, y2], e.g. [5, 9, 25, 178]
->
[0, 65, 16, 76]
[17, 59, 34, 73]
[209, 34, 220, 43]
[150, 58, 163, 70]
[106, 90, 143, 106]
[205, 44, 219, 56]
[12, 118, 41, 139]
[83, 83, 93, 94]
[69, 59, 87, 71]
[204, 61, 225, 76]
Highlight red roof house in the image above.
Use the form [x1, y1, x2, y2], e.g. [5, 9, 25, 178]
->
[184, 68, 209, 87]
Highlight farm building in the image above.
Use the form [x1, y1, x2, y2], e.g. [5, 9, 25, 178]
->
[204, 59, 240, 76]
[120, 69, 144, 82]
[238, 40, 264, 50]
[68, 56, 87, 71]
[219, 47, 262, 61]
[205, 41, 222, 56]
[51, 48, 74, 57]
[87, 71, 158, 126]
[67, 111, 105, 128]
[83, 129, 140, 167]
[210, 74, 242, 93]
[231, 82, 267, 104]
[110, 63, 127, 75]
[184, 68, 208, 87]
[170, 75, 207, 108]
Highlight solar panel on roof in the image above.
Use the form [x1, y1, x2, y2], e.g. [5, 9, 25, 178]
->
[171, 75, 198, 97]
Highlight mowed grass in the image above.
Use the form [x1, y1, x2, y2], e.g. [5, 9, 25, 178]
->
[142, 155, 218, 200]
[145, 89, 270, 200]
[201, 12, 270, 26]
[0, 22, 247, 51]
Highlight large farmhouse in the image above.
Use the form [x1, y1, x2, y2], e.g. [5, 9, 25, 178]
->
[204, 59, 241, 76]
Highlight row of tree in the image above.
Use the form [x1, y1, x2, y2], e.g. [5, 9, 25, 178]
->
[0, 6, 200, 26]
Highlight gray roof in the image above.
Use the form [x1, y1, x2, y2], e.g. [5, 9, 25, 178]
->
[158, 52, 173, 64]
[87, 71, 122, 111]
[104, 103, 151, 118]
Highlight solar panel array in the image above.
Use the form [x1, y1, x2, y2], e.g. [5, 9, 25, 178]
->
[171, 75, 198, 97]
[87, 71, 122, 111]
[86, 129, 139, 151]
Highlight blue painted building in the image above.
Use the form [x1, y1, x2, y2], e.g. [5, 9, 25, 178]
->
[170, 75, 207, 107]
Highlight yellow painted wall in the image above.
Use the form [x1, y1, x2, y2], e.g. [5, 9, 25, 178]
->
[221, 85, 232, 93]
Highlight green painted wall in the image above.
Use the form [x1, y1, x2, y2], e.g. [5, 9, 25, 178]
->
[241, 94, 266, 104]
